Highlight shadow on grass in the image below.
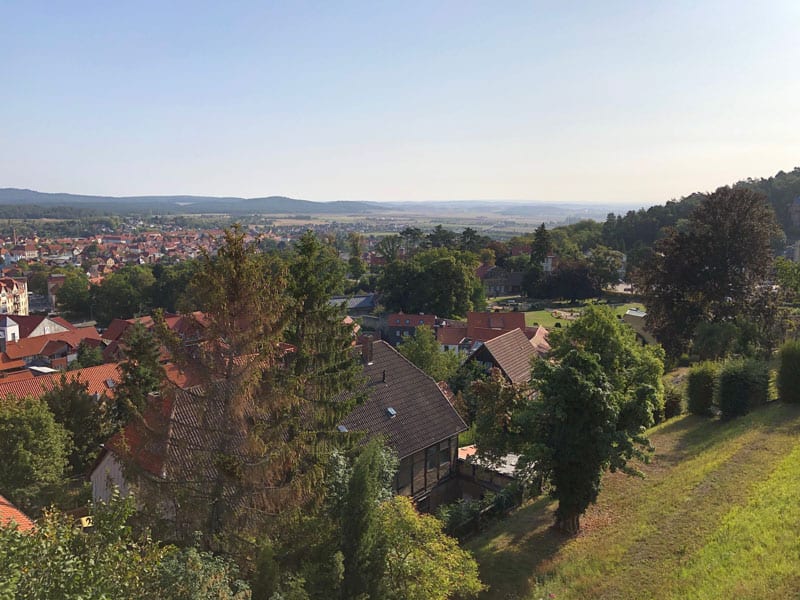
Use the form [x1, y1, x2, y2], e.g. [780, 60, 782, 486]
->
[470, 496, 571, 599]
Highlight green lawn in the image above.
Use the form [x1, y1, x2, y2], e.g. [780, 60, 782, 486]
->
[468, 403, 800, 600]
[524, 302, 644, 328]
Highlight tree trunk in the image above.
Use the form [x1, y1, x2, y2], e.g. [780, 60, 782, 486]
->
[556, 511, 580, 535]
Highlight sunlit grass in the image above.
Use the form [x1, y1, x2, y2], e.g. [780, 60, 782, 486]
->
[468, 403, 800, 599]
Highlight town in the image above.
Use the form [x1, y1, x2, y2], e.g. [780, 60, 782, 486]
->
[3, 2, 799, 598]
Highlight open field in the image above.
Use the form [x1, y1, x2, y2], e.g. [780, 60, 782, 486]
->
[468, 403, 800, 600]
[523, 301, 644, 328]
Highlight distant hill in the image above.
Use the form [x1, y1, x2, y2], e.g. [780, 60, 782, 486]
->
[0, 188, 645, 221]
[0, 189, 382, 215]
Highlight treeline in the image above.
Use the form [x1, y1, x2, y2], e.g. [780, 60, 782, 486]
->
[0, 215, 122, 239]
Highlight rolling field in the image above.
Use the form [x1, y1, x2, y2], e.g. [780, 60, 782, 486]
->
[468, 403, 800, 599]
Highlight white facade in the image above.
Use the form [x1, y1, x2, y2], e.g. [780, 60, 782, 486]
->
[90, 451, 130, 503]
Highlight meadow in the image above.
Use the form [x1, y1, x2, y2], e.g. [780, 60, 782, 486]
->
[468, 402, 800, 599]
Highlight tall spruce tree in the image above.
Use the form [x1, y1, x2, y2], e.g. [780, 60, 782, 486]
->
[530, 223, 552, 265]
[285, 231, 363, 409]
[112, 321, 166, 428]
[128, 226, 361, 565]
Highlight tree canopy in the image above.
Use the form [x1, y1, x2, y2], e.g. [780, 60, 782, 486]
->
[397, 325, 460, 383]
[379, 248, 485, 317]
[635, 186, 781, 356]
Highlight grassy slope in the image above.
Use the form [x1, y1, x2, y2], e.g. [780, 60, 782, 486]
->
[468, 403, 800, 600]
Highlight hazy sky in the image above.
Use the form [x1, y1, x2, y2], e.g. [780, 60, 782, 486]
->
[2, 1, 798, 203]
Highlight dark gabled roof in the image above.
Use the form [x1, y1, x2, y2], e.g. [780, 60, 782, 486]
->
[328, 294, 377, 311]
[341, 341, 467, 459]
[474, 328, 538, 385]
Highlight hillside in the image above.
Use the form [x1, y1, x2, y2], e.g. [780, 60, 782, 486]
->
[0, 188, 382, 215]
[469, 403, 800, 599]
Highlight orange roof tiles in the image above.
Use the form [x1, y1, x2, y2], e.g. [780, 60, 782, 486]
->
[0, 494, 34, 532]
[3, 328, 101, 361]
[0, 363, 122, 401]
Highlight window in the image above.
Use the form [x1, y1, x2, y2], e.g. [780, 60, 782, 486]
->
[412, 451, 426, 494]
[405, 319, 410, 324]
[397, 456, 412, 495]
[426, 446, 438, 470]
[439, 439, 451, 468]
[426, 446, 439, 485]
[396, 330, 401, 337]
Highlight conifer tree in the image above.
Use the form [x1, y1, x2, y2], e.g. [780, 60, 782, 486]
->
[127, 226, 361, 564]
[112, 321, 165, 428]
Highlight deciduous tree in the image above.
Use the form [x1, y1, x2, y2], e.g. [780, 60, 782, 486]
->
[397, 325, 459, 383]
[42, 373, 111, 474]
[636, 186, 781, 356]
[377, 496, 485, 600]
[0, 397, 71, 510]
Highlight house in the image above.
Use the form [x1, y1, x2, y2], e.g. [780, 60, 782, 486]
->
[10, 244, 38, 262]
[384, 312, 438, 346]
[101, 312, 207, 362]
[465, 328, 542, 385]
[436, 322, 470, 353]
[480, 266, 524, 296]
[0, 494, 34, 532]
[0, 278, 29, 316]
[1, 314, 77, 339]
[0, 362, 121, 402]
[328, 294, 378, 317]
[340, 340, 468, 511]
[0, 320, 101, 373]
[466, 311, 528, 343]
[92, 339, 468, 513]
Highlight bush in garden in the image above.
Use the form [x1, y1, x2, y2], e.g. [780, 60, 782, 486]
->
[686, 361, 719, 416]
[663, 385, 685, 419]
[777, 340, 800, 404]
[716, 359, 770, 419]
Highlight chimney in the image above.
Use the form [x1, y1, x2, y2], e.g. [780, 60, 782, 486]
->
[361, 335, 374, 364]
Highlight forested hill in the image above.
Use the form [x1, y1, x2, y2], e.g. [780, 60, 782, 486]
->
[0, 188, 382, 215]
[736, 168, 800, 236]
[601, 167, 800, 253]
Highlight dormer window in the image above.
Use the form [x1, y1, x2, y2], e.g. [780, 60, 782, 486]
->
[386, 407, 397, 418]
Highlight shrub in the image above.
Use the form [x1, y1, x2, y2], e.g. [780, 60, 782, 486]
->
[663, 385, 684, 419]
[716, 359, 770, 419]
[677, 354, 692, 367]
[777, 340, 800, 404]
[686, 362, 719, 416]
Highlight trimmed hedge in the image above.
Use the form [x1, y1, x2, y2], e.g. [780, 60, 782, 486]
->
[663, 385, 684, 420]
[686, 362, 719, 416]
[716, 359, 770, 419]
[777, 340, 800, 404]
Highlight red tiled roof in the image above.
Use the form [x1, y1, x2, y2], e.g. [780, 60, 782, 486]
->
[0, 363, 122, 401]
[436, 324, 468, 346]
[3, 328, 101, 361]
[466, 311, 527, 343]
[386, 312, 437, 327]
[0, 494, 34, 532]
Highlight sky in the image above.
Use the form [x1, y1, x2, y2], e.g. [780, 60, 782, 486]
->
[1, 1, 799, 203]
